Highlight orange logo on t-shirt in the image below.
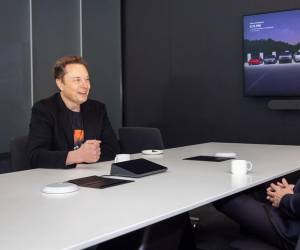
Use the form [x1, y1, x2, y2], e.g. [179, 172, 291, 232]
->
[74, 129, 84, 149]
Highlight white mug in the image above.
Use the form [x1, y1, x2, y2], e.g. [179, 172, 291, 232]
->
[231, 159, 253, 175]
[114, 154, 130, 163]
[231, 174, 252, 188]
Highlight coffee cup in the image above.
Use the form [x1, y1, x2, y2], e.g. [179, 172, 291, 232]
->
[230, 159, 252, 175]
[114, 154, 130, 163]
[231, 174, 252, 188]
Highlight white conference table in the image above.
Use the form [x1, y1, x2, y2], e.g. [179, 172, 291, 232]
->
[1, 142, 300, 250]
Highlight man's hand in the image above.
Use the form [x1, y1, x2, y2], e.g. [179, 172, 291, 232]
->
[78, 140, 101, 163]
[66, 140, 101, 164]
[276, 178, 295, 190]
[266, 178, 294, 208]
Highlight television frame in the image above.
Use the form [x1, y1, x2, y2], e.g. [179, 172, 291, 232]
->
[242, 8, 300, 98]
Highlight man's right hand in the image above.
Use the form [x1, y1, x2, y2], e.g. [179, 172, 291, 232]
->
[266, 178, 294, 207]
[66, 140, 101, 165]
[77, 140, 101, 163]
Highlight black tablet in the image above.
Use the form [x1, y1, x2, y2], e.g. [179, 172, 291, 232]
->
[183, 155, 234, 162]
[68, 175, 133, 189]
[111, 158, 168, 178]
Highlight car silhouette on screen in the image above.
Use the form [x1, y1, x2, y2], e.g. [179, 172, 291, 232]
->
[294, 51, 300, 62]
[278, 51, 293, 63]
[248, 55, 263, 65]
[263, 55, 277, 64]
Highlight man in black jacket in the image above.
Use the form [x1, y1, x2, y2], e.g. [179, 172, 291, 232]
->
[27, 56, 196, 250]
[216, 177, 300, 250]
[28, 55, 119, 169]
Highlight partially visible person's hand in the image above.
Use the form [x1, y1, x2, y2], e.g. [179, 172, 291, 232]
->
[66, 140, 101, 165]
[78, 140, 101, 163]
[266, 178, 294, 208]
[276, 178, 295, 190]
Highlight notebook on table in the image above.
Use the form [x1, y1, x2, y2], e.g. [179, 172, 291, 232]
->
[68, 175, 133, 189]
[183, 155, 234, 162]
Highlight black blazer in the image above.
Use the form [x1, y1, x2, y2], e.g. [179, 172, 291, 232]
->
[269, 179, 300, 246]
[27, 93, 119, 169]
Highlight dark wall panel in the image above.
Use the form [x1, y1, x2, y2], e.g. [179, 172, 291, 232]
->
[32, 0, 81, 102]
[123, 0, 300, 147]
[0, 0, 31, 152]
[82, 0, 122, 131]
[123, 1, 171, 128]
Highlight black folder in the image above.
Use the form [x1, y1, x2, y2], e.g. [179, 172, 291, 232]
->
[111, 158, 168, 178]
[68, 175, 133, 189]
[183, 155, 234, 162]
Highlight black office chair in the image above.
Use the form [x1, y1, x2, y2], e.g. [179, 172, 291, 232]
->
[118, 127, 164, 154]
[10, 135, 31, 171]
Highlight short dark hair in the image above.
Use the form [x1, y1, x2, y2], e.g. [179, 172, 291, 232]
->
[53, 55, 88, 80]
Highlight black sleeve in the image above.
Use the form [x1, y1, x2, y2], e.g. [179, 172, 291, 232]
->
[99, 105, 120, 161]
[279, 179, 300, 219]
[27, 103, 75, 169]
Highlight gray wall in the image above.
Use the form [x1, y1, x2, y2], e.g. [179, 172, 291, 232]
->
[82, 0, 122, 131]
[0, 0, 31, 153]
[0, 0, 122, 153]
[32, 0, 81, 101]
[123, 0, 300, 148]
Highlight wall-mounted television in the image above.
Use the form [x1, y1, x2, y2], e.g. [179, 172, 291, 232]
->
[243, 9, 300, 96]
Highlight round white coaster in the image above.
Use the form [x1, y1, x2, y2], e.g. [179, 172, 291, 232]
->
[142, 149, 164, 155]
[41, 182, 79, 194]
[214, 152, 237, 158]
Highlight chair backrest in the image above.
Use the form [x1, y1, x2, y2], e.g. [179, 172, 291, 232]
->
[10, 135, 30, 171]
[118, 127, 164, 154]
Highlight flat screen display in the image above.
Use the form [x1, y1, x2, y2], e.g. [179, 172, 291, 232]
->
[243, 9, 300, 96]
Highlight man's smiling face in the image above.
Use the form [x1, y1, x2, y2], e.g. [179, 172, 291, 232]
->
[56, 63, 90, 109]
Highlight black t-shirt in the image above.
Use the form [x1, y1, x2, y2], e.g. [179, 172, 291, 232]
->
[70, 111, 84, 150]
